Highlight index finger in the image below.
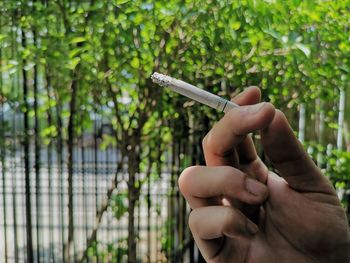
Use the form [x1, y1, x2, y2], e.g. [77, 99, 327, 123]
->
[203, 102, 275, 166]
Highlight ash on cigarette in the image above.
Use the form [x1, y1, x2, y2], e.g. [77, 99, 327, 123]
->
[151, 72, 171, 87]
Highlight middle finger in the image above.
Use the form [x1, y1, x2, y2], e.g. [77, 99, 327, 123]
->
[179, 166, 268, 209]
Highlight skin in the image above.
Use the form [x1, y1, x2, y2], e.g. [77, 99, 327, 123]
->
[178, 87, 350, 263]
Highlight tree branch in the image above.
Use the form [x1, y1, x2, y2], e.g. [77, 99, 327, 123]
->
[77, 158, 124, 262]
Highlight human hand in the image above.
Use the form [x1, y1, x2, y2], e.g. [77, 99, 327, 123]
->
[179, 87, 350, 263]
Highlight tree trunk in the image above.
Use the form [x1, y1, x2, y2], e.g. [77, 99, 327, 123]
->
[53, 88, 65, 261]
[65, 75, 78, 262]
[22, 26, 34, 263]
[45, 68, 55, 262]
[77, 158, 123, 263]
[33, 25, 42, 263]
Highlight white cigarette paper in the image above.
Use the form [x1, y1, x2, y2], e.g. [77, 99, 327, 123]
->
[151, 72, 239, 113]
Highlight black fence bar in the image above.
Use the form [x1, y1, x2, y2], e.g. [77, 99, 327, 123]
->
[0, 53, 9, 262]
[0, 110, 194, 263]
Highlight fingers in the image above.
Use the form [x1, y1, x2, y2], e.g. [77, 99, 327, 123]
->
[189, 206, 258, 261]
[203, 102, 275, 166]
[230, 87, 261, 167]
[261, 110, 334, 193]
[179, 166, 268, 209]
[202, 86, 262, 167]
[232, 86, 261, 105]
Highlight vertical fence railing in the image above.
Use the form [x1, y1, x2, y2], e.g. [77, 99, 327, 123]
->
[0, 83, 349, 262]
[5, 120, 205, 261]
[0, 33, 9, 262]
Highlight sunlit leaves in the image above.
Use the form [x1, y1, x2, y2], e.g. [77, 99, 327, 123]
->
[1, 0, 349, 210]
[115, 0, 131, 5]
[70, 36, 86, 44]
[67, 57, 80, 70]
[110, 193, 128, 220]
[130, 57, 140, 68]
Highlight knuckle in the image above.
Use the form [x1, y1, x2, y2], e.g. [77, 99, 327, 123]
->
[188, 210, 199, 232]
[274, 109, 289, 127]
[202, 123, 218, 151]
[229, 113, 245, 134]
[275, 109, 285, 117]
[202, 133, 210, 150]
[178, 166, 197, 193]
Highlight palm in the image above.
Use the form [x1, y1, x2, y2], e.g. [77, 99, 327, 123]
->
[214, 168, 349, 263]
[256, 174, 347, 262]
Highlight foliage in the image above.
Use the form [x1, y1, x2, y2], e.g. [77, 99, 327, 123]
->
[0, 0, 349, 261]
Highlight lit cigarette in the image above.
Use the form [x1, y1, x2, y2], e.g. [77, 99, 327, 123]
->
[151, 72, 239, 113]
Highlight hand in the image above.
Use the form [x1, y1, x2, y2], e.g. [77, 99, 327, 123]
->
[179, 87, 350, 263]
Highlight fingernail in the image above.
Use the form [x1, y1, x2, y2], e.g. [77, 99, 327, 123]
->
[245, 178, 267, 196]
[244, 102, 266, 114]
[246, 220, 259, 235]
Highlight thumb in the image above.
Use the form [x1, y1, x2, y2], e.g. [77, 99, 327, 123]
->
[261, 110, 335, 194]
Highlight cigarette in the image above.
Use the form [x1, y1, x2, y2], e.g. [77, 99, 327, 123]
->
[151, 72, 239, 113]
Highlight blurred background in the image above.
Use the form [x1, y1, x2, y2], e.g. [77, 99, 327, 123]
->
[0, 0, 349, 262]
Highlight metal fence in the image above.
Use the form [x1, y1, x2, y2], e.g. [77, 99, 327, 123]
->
[0, 123, 195, 262]
[1, 87, 349, 263]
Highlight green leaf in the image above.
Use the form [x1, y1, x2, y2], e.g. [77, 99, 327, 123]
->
[70, 36, 86, 44]
[230, 21, 241, 31]
[115, 0, 130, 4]
[0, 34, 6, 42]
[263, 28, 281, 40]
[130, 57, 140, 68]
[134, 13, 143, 25]
[67, 57, 81, 70]
[69, 47, 83, 58]
[295, 43, 311, 57]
